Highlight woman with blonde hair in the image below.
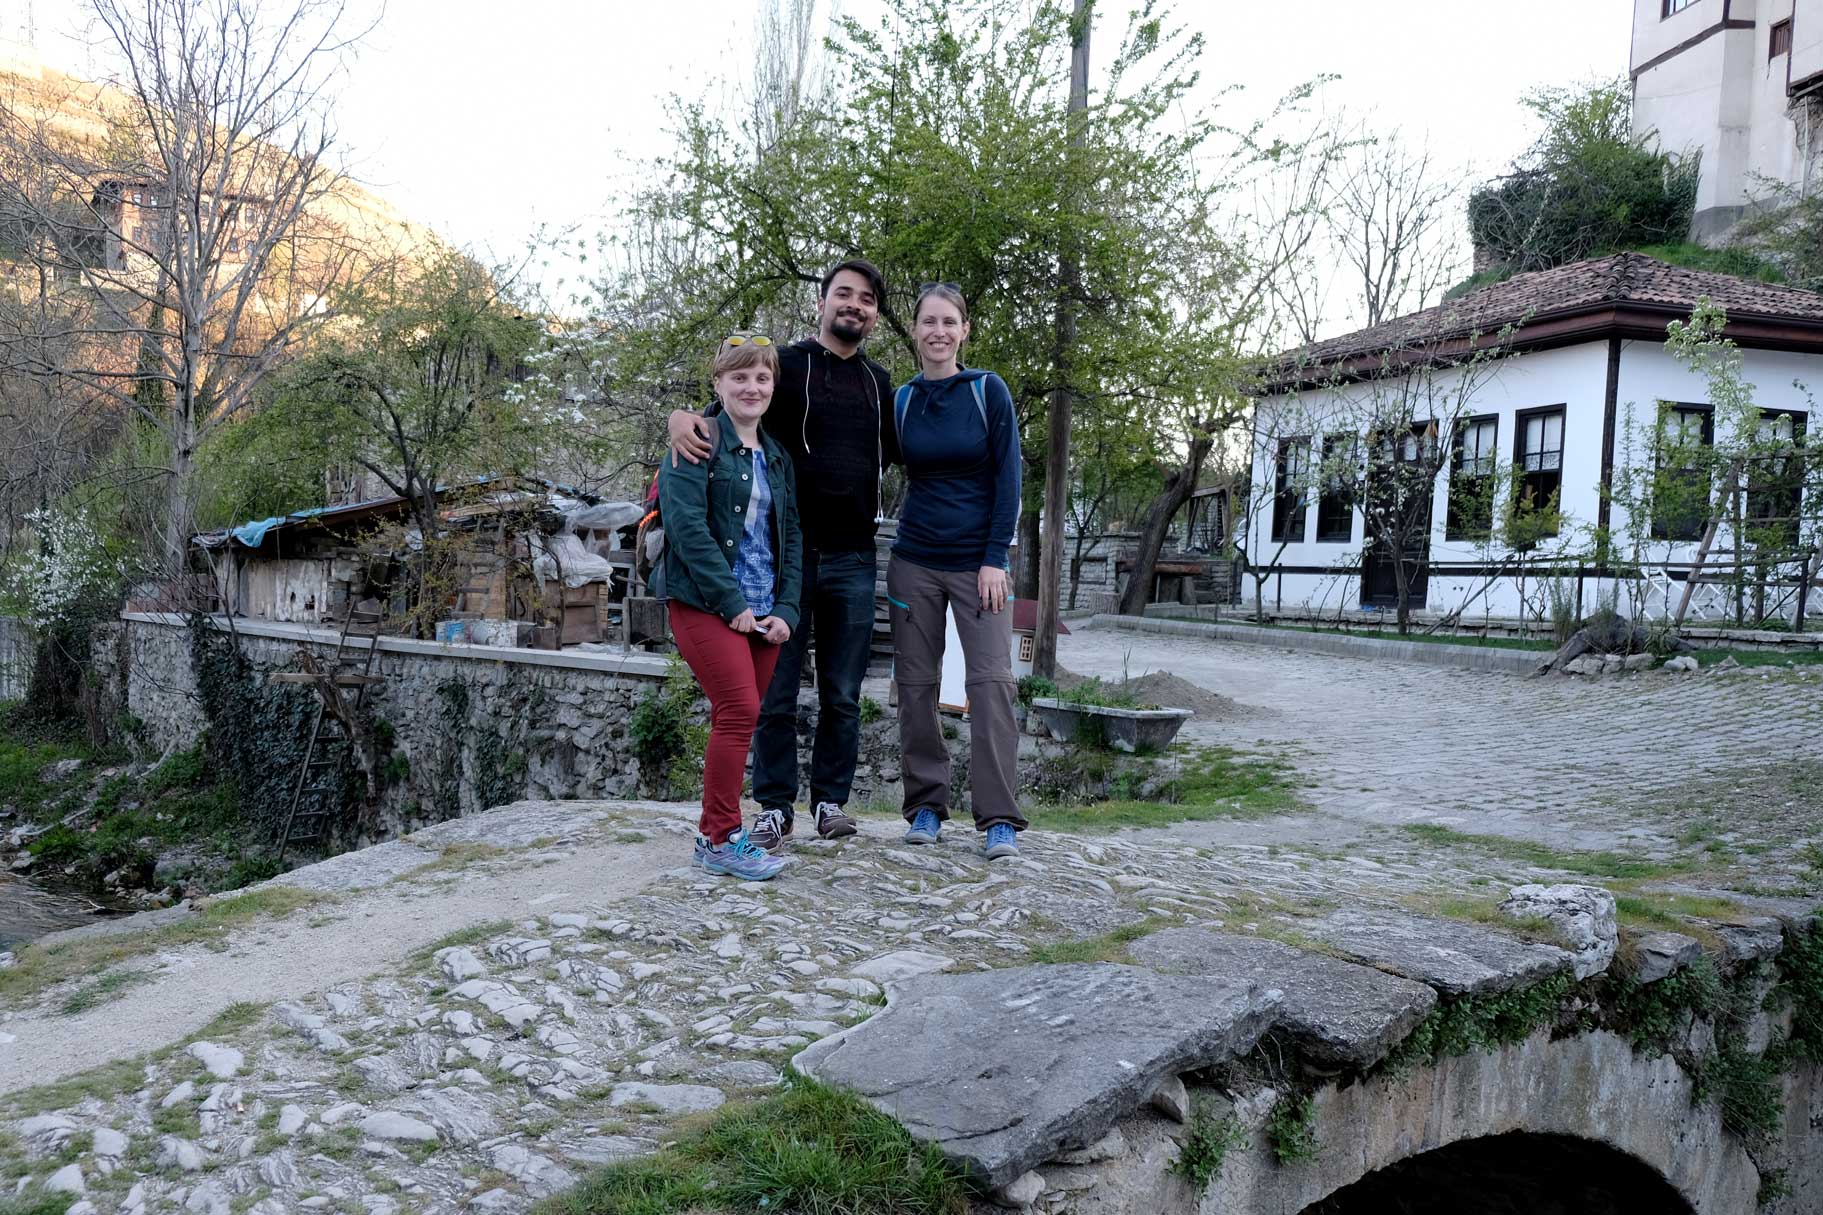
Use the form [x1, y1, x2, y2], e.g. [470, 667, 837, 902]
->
[887, 283, 1025, 859]
[658, 335, 801, 881]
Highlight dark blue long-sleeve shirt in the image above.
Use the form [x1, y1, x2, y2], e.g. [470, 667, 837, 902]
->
[891, 368, 1022, 572]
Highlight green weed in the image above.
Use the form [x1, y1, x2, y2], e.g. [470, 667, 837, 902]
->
[1171, 1098, 1247, 1195]
[1265, 1092, 1319, 1166]
[1401, 824, 1694, 881]
[1028, 918, 1171, 965]
[536, 1073, 968, 1215]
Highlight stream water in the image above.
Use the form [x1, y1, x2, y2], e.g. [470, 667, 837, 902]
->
[0, 869, 109, 951]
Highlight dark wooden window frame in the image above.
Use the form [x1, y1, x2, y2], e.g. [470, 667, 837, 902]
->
[1772, 17, 1794, 58]
[1271, 436, 1310, 545]
[1447, 413, 1500, 542]
[1662, 0, 1699, 16]
[1513, 404, 1567, 539]
[1745, 406, 1808, 548]
[1651, 401, 1714, 542]
[1314, 431, 1357, 543]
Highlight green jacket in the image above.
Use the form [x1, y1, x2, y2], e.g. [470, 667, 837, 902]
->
[657, 412, 803, 631]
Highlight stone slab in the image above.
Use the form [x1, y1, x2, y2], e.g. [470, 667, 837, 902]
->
[792, 963, 1279, 1188]
[1128, 928, 1436, 1069]
[1303, 908, 1571, 997]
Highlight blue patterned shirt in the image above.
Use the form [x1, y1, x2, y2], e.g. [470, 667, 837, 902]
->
[732, 448, 776, 618]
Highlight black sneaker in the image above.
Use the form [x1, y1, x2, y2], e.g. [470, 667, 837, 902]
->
[814, 801, 858, 840]
[748, 807, 792, 853]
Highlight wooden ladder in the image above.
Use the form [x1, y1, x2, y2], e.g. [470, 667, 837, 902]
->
[272, 605, 386, 862]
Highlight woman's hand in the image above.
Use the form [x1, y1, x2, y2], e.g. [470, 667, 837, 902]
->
[729, 609, 757, 633]
[977, 565, 1008, 614]
[755, 616, 791, 645]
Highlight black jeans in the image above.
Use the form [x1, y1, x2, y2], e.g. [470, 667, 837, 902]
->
[750, 549, 878, 818]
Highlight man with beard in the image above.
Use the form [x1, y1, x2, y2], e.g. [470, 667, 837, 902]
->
[666, 260, 896, 848]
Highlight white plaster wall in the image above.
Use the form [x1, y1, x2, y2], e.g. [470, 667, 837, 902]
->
[1248, 343, 1612, 621]
[1248, 338, 1823, 623]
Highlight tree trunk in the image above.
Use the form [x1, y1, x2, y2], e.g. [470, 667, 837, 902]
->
[1032, 0, 1091, 680]
[1119, 431, 1213, 616]
[1016, 490, 1042, 600]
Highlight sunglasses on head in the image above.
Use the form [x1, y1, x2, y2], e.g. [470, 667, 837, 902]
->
[723, 334, 773, 347]
[917, 281, 962, 294]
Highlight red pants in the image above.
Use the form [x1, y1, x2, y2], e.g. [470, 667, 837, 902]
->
[668, 602, 782, 844]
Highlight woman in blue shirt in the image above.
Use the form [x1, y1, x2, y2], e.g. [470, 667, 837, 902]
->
[888, 284, 1026, 859]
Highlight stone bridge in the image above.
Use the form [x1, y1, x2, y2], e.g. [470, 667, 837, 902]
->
[797, 890, 1823, 1214]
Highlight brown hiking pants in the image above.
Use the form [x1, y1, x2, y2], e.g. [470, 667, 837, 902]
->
[887, 555, 1025, 832]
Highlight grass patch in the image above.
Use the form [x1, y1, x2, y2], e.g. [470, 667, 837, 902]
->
[0, 886, 329, 1007]
[1401, 824, 1694, 881]
[410, 918, 517, 964]
[0, 1189, 77, 1215]
[402, 842, 510, 880]
[1611, 892, 1747, 931]
[1426, 896, 1563, 945]
[57, 967, 155, 1016]
[1030, 747, 1301, 833]
[535, 1073, 968, 1215]
[1028, 917, 1170, 965]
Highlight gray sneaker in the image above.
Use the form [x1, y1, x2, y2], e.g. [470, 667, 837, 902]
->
[814, 801, 858, 840]
[694, 831, 787, 881]
[748, 807, 792, 852]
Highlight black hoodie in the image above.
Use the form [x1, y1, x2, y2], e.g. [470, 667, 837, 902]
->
[708, 338, 898, 555]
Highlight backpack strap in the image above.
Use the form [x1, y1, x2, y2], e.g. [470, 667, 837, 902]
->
[893, 383, 915, 446]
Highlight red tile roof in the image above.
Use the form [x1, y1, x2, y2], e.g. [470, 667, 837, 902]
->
[1275, 253, 1823, 373]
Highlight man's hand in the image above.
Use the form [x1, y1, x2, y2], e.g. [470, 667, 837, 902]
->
[977, 565, 1008, 614]
[755, 616, 791, 645]
[667, 410, 715, 467]
[729, 609, 757, 633]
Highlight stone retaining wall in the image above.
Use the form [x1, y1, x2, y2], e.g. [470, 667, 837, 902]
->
[93, 614, 917, 841]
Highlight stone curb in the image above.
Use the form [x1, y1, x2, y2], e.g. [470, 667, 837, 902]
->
[1087, 614, 1543, 675]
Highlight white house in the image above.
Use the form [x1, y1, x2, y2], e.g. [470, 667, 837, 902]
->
[1245, 253, 1823, 626]
[1632, 0, 1823, 239]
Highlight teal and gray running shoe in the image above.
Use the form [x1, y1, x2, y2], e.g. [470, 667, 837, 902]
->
[695, 831, 787, 881]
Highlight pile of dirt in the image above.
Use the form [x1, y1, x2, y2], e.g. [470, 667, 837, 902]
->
[1052, 667, 1240, 721]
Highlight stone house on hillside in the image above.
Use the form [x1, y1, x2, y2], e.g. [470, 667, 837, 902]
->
[1246, 253, 1823, 626]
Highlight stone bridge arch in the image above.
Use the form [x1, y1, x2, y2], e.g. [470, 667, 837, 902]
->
[1208, 1029, 1755, 1214]
[1300, 1131, 1696, 1215]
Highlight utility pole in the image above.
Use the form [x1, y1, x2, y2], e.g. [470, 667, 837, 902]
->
[1034, 0, 1091, 679]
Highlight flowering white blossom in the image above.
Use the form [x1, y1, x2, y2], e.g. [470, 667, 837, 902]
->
[3, 509, 127, 630]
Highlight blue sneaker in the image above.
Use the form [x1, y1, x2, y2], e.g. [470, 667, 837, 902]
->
[903, 808, 941, 845]
[982, 822, 1018, 860]
[695, 831, 787, 881]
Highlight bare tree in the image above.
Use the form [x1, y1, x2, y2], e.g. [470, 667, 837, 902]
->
[1312, 327, 1516, 634]
[0, 0, 382, 572]
[1329, 127, 1465, 328]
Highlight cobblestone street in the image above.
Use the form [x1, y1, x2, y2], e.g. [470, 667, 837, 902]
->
[1057, 629, 1823, 859]
[5, 627, 1822, 1213]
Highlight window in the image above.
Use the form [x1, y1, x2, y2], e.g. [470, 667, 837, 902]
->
[1447, 416, 1499, 541]
[1271, 437, 1309, 544]
[1513, 406, 1565, 538]
[1772, 18, 1793, 58]
[1315, 433, 1357, 543]
[1663, 0, 1698, 15]
[1652, 403, 1713, 541]
[1746, 408, 1807, 549]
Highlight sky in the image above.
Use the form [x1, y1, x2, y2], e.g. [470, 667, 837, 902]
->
[11, 0, 1637, 330]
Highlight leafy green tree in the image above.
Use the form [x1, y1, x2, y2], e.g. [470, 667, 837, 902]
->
[1468, 79, 1698, 275]
[267, 250, 545, 543]
[578, 0, 1295, 606]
